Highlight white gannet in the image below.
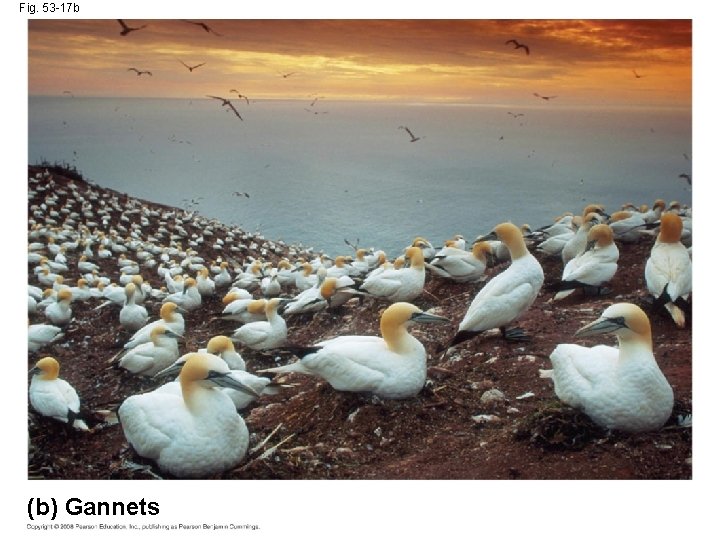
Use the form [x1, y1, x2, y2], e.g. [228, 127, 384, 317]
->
[542, 303, 674, 432]
[231, 298, 288, 350]
[282, 276, 354, 315]
[326, 256, 353, 278]
[409, 237, 436, 261]
[156, 338, 278, 410]
[29, 323, 64, 352]
[645, 213, 692, 327]
[116, 325, 181, 376]
[218, 295, 267, 324]
[44, 288, 73, 326]
[294, 262, 319, 291]
[213, 261, 232, 288]
[608, 210, 647, 243]
[119, 282, 149, 332]
[165, 277, 202, 311]
[359, 246, 426, 303]
[550, 224, 619, 301]
[561, 212, 604, 265]
[449, 222, 544, 345]
[124, 302, 185, 350]
[427, 240, 492, 283]
[195, 267, 216, 297]
[29, 357, 89, 431]
[118, 352, 253, 478]
[262, 302, 449, 399]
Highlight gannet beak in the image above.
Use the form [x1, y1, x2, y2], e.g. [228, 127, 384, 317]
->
[410, 312, 451, 325]
[154, 362, 183, 379]
[575, 316, 626, 337]
[207, 371, 261, 397]
[28, 366, 41, 376]
[476, 231, 498, 243]
[175, 306, 188, 314]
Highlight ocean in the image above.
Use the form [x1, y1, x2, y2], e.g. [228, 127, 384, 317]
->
[28, 96, 692, 256]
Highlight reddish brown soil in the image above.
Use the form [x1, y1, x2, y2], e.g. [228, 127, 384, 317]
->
[28, 165, 691, 480]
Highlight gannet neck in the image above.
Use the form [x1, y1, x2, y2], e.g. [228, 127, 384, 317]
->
[405, 246, 425, 269]
[160, 302, 178, 322]
[380, 303, 417, 354]
[657, 213, 683, 244]
[320, 278, 338, 300]
[495, 222, 528, 260]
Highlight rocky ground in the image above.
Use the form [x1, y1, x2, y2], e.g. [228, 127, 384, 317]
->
[27, 165, 692, 480]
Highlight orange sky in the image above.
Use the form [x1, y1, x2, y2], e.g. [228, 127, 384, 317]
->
[28, 19, 691, 106]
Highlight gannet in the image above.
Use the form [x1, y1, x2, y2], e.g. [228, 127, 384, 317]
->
[124, 302, 185, 350]
[542, 303, 673, 432]
[262, 302, 449, 399]
[231, 298, 288, 350]
[427, 241, 492, 283]
[550, 224, 619, 301]
[29, 357, 89, 431]
[116, 325, 181, 376]
[119, 282, 149, 332]
[29, 323, 64, 352]
[294, 262, 319, 291]
[326, 256, 353, 278]
[561, 212, 603, 265]
[359, 246, 426, 302]
[218, 295, 267, 324]
[645, 213, 692, 327]
[44, 288, 73, 326]
[213, 261, 232, 288]
[195, 267, 215, 297]
[165, 277, 201, 311]
[609, 211, 647, 243]
[118, 352, 253, 478]
[282, 276, 355, 315]
[449, 222, 544, 345]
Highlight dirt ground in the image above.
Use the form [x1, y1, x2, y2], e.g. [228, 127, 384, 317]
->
[27, 165, 691, 480]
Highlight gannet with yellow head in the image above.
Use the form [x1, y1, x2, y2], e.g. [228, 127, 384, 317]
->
[117, 325, 181, 376]
[542, 303, 673, 432]
[124, 301, 185, 350]
[551, 224, 619, 301]
[645, 213, 692, 327]
[118, 352, 252, 478]
[427, 240, 492, 283]
[119, 282, 149, 332]
[262, 302, 450, 399]
[231, 298, 288, 350]
[29, 357, 89, 431]
[449, 222, 544, 345]
[359, 246, 426, 302]
[44, 288, 73, 326]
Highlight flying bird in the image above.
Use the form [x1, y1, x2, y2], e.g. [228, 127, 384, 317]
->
[279, 71, 298, 79]
[533, 92, 558, 101]
[678, 173, 692, 186]
[505, 39, 530, 55]
[229, 90, 250, 104]
[206, 95, 243, 121]
[398, 126, 422, 143]
[507, 112, 524, 118]
[117, 19, 147, 36]
[179, 60, 206, 72]
[632, 69, 645, 79]
[181, 19, 222, 36]
[127, 68, 152, 76]
[233, 191, 250, 198]
[62, 90, 74, 97]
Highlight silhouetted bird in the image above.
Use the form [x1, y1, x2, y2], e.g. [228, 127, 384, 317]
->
[399, 126, 421, 143]
[117, 20, 147, 36]
[127, 68, 152, 76]
[62, 90, 74, 97]
[533, 92, 557, 101]
[233, 191, 250, 198]
[279, 72, 298, 79]
[507, 112, 525, 118]
[678, 174, 692, 186]
[632, 69, 645, 79]
[179, 60, 206, 72]
[229, 90, 250, 104]
[505, 39, 530, 55]
[181, 20, 222, 36]
[207, 95, 243, 121]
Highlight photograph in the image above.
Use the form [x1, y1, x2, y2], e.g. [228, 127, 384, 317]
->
[17, 7, 712, 537]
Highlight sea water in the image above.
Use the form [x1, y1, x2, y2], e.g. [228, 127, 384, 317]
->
[28, 97, 692, 256]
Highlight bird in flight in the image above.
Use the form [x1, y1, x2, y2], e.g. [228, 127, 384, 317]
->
[533, 92, 557, 101]
[127, 68, 152, 76]
[398, 126, 422, 143]
[179, 60, 206, 72]
[206, 95, 243, 121]
[632, 69, 645, 79]
[233, 191, 250, 198]
[117, 19, 147, 36]
[507, 112, 525, 118]
[678, 173, 692, 186]
[181, 20, 222, 36]
[229, 90, 250, 104]
[62, 90, 74, 97]
[279, 71, 298, 79]
[505, 39, 530, 55]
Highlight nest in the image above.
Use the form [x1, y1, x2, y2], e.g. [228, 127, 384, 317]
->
[515, 400, 606, 451]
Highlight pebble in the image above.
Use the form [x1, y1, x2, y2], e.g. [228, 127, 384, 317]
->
[471, 414, 501, 424]
[480, 389, 506, 404]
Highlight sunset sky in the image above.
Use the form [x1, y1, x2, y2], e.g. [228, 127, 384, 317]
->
[28, 19, 691, 107]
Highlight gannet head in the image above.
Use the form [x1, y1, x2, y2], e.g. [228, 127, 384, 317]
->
[124, 282, 137, 299]
[380, 302, 450, 353]
[207, 335, 235, 356]
[160, 301, 180, 321]
[584, 223, 614, 251]
[179, 353, 260, 405]
[57, 289, 72, 303]
[657, 213, 683, 244]
[30, 356, 60, 380]
[478, 222, 527, 260]
[583, 203, 608, 218]
[404, 246, 425, 268]
[575, 303, 652, 347]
